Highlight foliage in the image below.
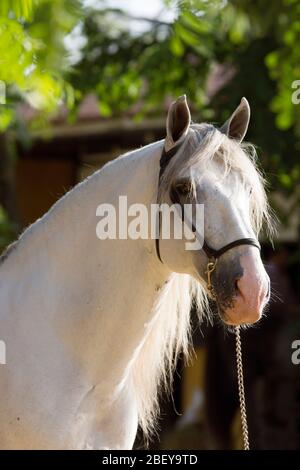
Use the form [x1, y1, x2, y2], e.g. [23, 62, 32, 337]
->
[0, 0, 81, 130]
[0, 0, 299, 231]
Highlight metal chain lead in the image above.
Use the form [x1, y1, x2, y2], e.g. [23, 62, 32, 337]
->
[235, 326, 250, 450]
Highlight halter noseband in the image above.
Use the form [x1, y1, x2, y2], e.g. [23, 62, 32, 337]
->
[155, 142, 261, 296]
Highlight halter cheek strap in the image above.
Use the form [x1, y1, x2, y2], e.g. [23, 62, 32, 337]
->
[156, 142, 261, 293]
[156, 143, 183, 263]
[159, 143, 182, 181]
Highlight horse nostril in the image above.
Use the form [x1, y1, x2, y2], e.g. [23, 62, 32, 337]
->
[234, 278, 240, 296]
[265, 282, 270, 300]
[234, 277, 245, 300]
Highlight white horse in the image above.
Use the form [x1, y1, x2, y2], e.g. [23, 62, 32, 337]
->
[0, 96, 272, 449]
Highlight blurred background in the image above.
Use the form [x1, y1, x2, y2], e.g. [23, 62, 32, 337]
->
[0, 0, 299, 449]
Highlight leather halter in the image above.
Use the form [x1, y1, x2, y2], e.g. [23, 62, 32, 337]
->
[155, 142, 261, 295]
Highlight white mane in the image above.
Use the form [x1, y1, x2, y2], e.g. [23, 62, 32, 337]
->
[132, 272, 209, 439]
[132, 124, 274, 439]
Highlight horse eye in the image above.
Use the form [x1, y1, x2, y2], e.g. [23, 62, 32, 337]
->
[249, 187, 253, 196]
[174, 181, 192, 195]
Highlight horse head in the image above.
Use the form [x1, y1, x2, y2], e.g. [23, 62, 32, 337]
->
[157, 96, 272, 326]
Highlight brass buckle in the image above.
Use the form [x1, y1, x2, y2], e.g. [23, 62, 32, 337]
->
[205, 259, 217, 296]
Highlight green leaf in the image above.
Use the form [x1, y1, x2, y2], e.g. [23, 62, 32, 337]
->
[265, 51, 279, 69]
[181, 11, 212, 35]
[279, 173, 292, 188]
[0, 0, 34, 20]
[170, 35, 185, 56]
[175, 22, 200, 46]
[98, 100, 112, 117]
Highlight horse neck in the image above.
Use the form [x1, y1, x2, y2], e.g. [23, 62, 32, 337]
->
[2, 140, 171, 387]
[92, 142, 172, 364]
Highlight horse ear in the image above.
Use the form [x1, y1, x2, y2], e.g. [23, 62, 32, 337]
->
[220, 97, 250, 142]
[165, 95, 191, 149]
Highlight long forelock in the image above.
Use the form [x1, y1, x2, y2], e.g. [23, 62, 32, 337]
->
[158, 123, 275, 237]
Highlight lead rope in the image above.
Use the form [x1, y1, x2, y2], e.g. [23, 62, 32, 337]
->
[235, 326, 250, 450]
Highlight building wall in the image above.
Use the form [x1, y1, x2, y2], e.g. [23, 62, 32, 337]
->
[16, 157, 75, 227]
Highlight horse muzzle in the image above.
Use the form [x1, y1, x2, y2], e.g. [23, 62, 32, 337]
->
[210, 246, 270, 326]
